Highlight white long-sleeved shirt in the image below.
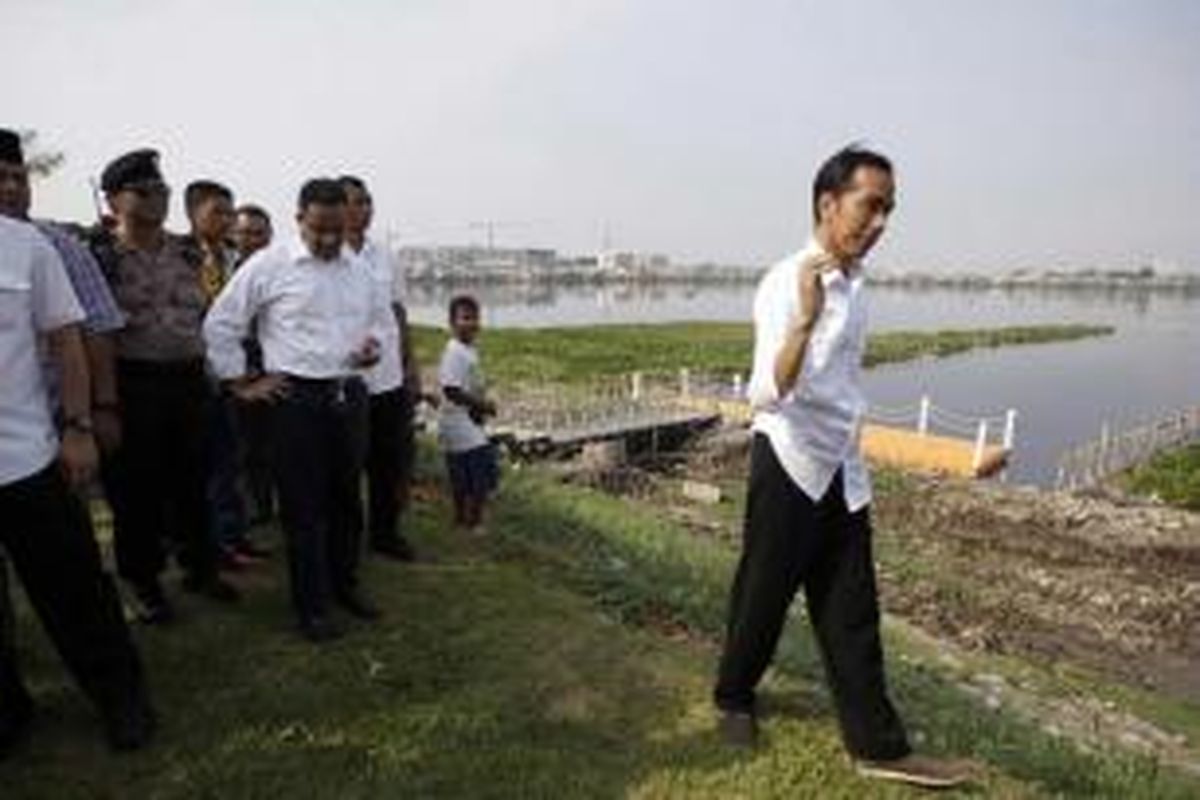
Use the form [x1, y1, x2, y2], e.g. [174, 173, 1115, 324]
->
[347, 239, 404, 395]
[203, 236, 392, 381]
[747, 238, 872, 511]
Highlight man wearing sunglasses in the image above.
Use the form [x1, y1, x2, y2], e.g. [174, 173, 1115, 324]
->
[87, 149, 239, 624]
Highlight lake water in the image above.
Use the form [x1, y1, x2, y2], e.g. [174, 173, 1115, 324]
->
[406, 282, 1200, 487]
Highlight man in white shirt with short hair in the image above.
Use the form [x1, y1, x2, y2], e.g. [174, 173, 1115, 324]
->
[0, 212, 153, 756]
[340, 175, 419, 562]
[713, 147, 971, 789]
[204, 178, 392, 643]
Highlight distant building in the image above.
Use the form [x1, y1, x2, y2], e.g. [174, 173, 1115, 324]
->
[595, 250, 671, 278]
[398, 245, 560, 282]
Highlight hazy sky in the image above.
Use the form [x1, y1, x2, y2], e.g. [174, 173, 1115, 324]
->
[5, 0, 1199, 270]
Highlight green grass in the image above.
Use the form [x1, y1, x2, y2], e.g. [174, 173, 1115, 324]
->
[12, 457, 1189, 798]
[411, 322, 1113, 387]
[1122, 443, 1200, 510]
[483, 468, 1200, 799]
[5, 484, 1020, 800]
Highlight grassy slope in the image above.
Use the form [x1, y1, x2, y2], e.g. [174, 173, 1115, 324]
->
[410, 322, 1114, 386]
[8, 463, 1196, 797]
[1122, 443, 1200, 511]
[5, 486, 1027, 800]
[487, 469, 1200, 799]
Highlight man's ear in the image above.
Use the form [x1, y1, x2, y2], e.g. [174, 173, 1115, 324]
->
[816, 191, 836, 225]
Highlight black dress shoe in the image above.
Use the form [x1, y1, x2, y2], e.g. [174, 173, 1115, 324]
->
[103, 694, 156, 752]
[335, 591, 381, 621]
[182, 574, 241, 603]
[0, 692, 34, 761]
[133, 580, 175, 625]
[298, 617, 345, 643]
[718, 710, 758, 748]
[371, 535, 415, 562]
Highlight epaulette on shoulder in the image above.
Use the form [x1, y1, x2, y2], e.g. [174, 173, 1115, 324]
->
[171, 232, 204, 269]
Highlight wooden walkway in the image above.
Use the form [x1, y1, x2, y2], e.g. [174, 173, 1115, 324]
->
[678, 396, 1011, 479]
[492, 408, 720, 457]
[863, 424, 1008, 478]
[488, 372, 1016, 479]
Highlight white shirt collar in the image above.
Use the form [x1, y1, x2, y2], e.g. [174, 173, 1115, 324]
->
[342, 238, 376, 260]
[290, 236, 354, 266]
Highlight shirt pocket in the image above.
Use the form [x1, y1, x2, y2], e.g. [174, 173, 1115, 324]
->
[0, 271, 32, 334]
[807, 302, 848, 373]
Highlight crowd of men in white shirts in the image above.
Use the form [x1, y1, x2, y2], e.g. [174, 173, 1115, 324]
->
[0, 130, 973, 787]
[0, 129, 498, 756]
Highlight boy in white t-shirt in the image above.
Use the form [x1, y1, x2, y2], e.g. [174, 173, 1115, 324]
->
[437, 295, 498, 531]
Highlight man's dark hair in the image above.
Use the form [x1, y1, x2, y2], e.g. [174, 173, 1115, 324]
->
[337, 174, 371, 200]
[236, 203, 272, 226]
[297, 178, 347, 211]
[812, 145, 893, 222]
[184, 180, 233, 215]
[449, 294, 480, 320]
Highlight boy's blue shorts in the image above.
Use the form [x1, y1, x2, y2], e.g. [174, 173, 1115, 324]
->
[445, 444, 499, 499]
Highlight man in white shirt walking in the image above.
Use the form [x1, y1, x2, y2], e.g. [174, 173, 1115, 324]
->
[340, 176, 418, 561]
[203, 178, 392, 643]
[0, 213, 153, 756]
[713, 147, 970, 788]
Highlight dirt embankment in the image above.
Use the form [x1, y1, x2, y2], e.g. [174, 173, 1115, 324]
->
[553, 430, 1200, 703]
[871, 478, 1200, 703]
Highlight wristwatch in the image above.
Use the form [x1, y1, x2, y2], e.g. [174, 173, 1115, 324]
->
[64, 415, 95, 434]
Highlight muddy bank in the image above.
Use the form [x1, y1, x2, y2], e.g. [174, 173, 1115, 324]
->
[872, 477, 1200, 703]
[553, 429, 1200, 704]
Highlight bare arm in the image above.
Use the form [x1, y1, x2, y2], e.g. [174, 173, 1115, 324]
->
[49, 324, 98, 487]
[85, 333, 121, 451]
[443, 386, 495, 417]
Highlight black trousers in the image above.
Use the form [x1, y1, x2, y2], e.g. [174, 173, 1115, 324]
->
[206, 384, 248, 549]
[714, 434, 910, 761]
[237, 400, 275, 525]
[365, 387, 412, 544]
[239, 335, 275, 525]
[101, 359, 216, 587]
[0, 465, 148, 722]
[271, 377, 368, 624]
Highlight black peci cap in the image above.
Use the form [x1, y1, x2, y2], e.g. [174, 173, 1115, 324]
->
[0, 128, 24, 166]
[100, 148, 163, 193]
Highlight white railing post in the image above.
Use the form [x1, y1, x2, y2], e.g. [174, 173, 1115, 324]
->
[1099, 421, 1111, 474]
[732, 373, 744, 399]
[918, 395, 931, 435]
[679, 368, 691, 398]
[972, 419, 989, 472]
[631, 371, 643, 402]
[1003, 409, 1018, 450]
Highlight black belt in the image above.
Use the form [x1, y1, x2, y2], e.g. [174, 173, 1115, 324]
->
[281, 374, 365, 405]
[116, 358, 206, 378]
[283, 374, 364, 389]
